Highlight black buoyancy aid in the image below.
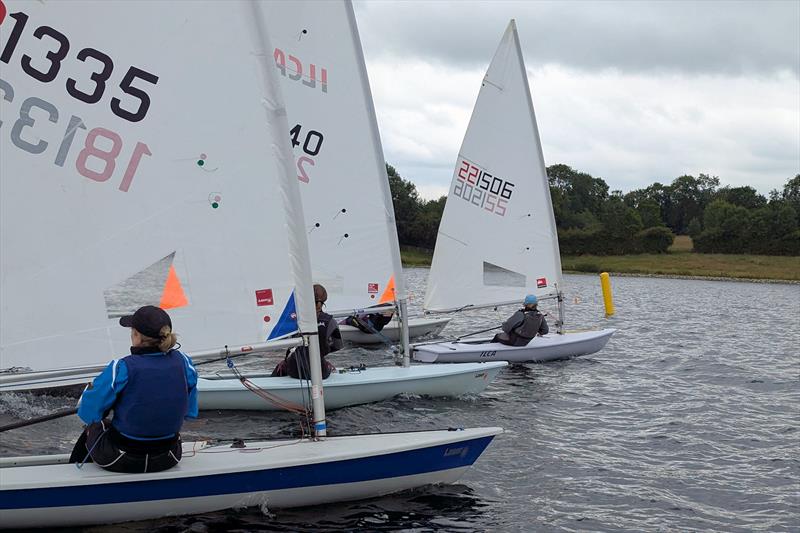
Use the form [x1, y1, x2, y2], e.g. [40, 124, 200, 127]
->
[318, 311, 337, 356]
[112, 350, 188, 439]
[513, 311, 544, 341]
[284, 311, 338, 379]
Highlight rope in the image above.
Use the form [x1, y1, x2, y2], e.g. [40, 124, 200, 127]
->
[350, 315, 396, 348]
[224, 356, 309, 416]
[208, 426, 469, 443]
[288, 351, 314, 438]
[455, 323, 503, 341]
[223, 341, 318, 439]
[75, 421, 111, 469]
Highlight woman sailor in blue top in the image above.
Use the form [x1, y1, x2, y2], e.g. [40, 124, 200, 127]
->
[68, 305, 198, 473]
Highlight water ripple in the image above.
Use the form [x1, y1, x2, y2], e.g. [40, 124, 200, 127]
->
[1, 271, 798, 531]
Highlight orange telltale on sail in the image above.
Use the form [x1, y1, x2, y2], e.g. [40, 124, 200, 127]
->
[159, 265, 189, 309]
[378, 276, 396, 304]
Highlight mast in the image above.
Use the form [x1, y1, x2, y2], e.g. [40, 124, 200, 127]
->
[345, 1, 411, 366]
[510, 19, 565, 332]
[247, 0, 326, 436]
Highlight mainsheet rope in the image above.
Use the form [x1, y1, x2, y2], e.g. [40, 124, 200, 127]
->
[223, 357, 307, 415]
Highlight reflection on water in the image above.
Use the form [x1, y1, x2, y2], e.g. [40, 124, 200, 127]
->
[1, 270, 798, 532]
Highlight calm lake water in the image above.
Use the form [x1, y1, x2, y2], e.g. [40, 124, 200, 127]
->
[1, 269, 798, 532]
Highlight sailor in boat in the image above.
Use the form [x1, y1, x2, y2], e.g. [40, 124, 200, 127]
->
[271, 284, 342, 379]
[342, 308, 394, 335]
[491, 294, 549, 347]
[68, 306, 198, 473]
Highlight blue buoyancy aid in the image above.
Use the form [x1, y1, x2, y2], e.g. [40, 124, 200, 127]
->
[112, 350, 189, 439]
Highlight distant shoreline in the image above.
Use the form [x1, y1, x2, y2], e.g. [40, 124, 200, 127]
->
[400, 246, 800, 284]
[402, 262, 800, 285]
[566, 271, 800, 285]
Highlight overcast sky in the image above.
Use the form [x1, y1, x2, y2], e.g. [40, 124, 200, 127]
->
[353, 0, 800, 200]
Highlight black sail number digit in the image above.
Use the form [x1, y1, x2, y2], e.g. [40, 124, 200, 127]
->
[5, 16, 158, 122]
[0, 12, 29, 64]
[302, 130, 323, 156]
[66, 48, 114, 104]
[21, 25, 70, 83]
[111, 67, 159, 123]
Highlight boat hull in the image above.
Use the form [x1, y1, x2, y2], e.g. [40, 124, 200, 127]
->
[413, 329, 616, 363]
[339, 317, 450, 344]
[197, 361, 507, 410]
[0, 428, 501, 528]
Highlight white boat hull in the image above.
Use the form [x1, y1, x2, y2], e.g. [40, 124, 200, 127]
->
[338, 317, 450, 344]
[0, 427, 501, 528]
[197, 361, 507, 410]
[413, 329, 616, 363]
[0, 372, 94, 393]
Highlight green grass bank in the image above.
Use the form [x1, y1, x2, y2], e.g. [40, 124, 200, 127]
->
[400, 237, 800, 283]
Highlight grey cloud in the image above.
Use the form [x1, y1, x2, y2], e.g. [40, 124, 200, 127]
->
[354, 0, 800, 76]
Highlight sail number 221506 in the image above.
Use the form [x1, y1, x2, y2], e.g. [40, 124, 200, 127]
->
[453, 157, 515, 217]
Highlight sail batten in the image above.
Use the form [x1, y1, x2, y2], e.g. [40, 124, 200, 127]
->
[424, 21, 563, 313]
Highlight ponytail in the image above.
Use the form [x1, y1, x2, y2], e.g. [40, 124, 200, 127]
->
[157, 325, 178, 352]
[138, 325, 178, 352]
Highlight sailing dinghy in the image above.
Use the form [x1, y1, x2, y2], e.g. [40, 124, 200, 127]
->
[0, 0, 505, 405]
[338, 316, 449, 345]
[0, 1, 500, 527]
[194, 0, 505, 412]
[413, 21, 615, 364]
[267, 0, 448, 346]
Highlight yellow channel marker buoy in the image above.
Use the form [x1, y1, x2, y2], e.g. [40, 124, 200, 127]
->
[600, 272, 615, 317]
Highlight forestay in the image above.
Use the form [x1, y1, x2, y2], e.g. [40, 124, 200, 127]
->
[262, 0, 407, 314]
[0, 0, 301, 374]
[424, 20, 562, 313]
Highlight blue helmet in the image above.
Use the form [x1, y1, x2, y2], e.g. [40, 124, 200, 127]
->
[524, 294, 538, 306]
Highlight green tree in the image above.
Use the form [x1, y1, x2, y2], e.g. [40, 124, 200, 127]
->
[716, 186, 766, 210]
[666, 174, 720, 234]
[408, 196, 446, 249]
[386, 164, 421, 246]
[687, 218, 702, 239]
[599, 193, 643, 254]
[625, 182, 672, 228]
[781, 174, 800, 226]
[694, 200, 750, 253]
[547, 164, 609, 228]
[637, 226, 675, 253]
[635, 198, 664, 228]
[746, 207, 774, 253]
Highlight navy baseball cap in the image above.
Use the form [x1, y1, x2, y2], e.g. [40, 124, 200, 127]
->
[119, 305, 172, 339]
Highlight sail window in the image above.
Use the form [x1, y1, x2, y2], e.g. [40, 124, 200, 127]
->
[104, 253, 176, 318]
[483, 261, 526, 287]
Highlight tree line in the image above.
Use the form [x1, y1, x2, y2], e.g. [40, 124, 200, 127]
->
[388, 163, 800, 256]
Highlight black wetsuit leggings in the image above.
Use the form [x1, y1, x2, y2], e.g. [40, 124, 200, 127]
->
[69, 419, 182, 473]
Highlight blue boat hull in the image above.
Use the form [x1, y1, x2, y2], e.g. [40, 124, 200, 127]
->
[0, 429, 500, 528]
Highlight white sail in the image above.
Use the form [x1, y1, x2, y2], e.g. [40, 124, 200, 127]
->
[0, 0, 301, 374]
[424, 20, 563, 313]
[262, 0, 407, 314]
[0, 5, 504, 528]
